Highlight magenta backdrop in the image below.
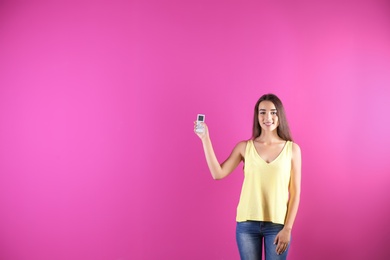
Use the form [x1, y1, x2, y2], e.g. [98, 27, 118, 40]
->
[1, 1, 390, 259]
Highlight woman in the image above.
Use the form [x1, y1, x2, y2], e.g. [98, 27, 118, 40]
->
[194, 94, 301, 260]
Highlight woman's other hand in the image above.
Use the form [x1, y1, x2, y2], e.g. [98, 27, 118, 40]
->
[274, 228, 291, 255]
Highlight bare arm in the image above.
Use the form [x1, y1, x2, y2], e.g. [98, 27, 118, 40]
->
[195, 122, 245, 180]
[284, 142, 302, 229]
[274, 142, 302, 255]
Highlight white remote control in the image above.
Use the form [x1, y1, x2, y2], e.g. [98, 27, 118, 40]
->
[195, 114, 205, 133]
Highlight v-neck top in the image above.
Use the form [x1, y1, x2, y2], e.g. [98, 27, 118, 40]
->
[236, 140, 292, 224]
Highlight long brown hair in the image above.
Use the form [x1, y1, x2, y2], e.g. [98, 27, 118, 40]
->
[252, 93, 293, 141]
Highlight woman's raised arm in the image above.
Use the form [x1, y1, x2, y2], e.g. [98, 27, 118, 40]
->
[195, 122, 246, 180]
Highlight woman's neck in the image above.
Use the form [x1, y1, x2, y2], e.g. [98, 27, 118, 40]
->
[256, 131, 283, 144]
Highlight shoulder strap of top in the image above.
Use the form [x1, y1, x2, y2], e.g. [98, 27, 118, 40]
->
[245, 139, 255, 157]
[286, 141, 293, 157]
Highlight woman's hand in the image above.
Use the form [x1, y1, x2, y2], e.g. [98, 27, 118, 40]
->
[194, 121, 209, 140]
[274, 228, 291, 255]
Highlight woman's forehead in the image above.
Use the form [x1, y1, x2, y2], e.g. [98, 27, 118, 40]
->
[258, 100, 276, 109]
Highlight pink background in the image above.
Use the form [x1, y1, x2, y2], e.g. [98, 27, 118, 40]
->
[1, 1, 390, 259]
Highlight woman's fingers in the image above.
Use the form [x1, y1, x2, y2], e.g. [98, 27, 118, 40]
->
[275, 241, 289, 255]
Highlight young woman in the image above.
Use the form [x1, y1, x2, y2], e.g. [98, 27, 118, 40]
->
[194, 94, 301, 260]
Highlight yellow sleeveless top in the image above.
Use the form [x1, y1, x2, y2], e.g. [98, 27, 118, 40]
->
[236, 140, 292, 224]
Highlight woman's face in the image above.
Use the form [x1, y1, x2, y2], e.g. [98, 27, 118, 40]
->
[258, 100, 279, 132]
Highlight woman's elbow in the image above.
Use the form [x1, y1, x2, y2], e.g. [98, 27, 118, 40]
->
[211, 172, 226, 180]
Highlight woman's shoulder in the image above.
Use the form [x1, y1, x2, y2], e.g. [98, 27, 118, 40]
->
[233, 140, 251, 154]
[236, 139, 250, 148]
[234, 139, 252, 160]
[290, 141, 301, 156]
[289, 141, 300, 148]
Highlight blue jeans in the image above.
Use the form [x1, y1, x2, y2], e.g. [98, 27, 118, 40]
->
[236, 221, 290, 260]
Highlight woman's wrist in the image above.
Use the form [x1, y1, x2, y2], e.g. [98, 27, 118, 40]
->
[283, 226, 292, 232]
[201, 134, 210, 142]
